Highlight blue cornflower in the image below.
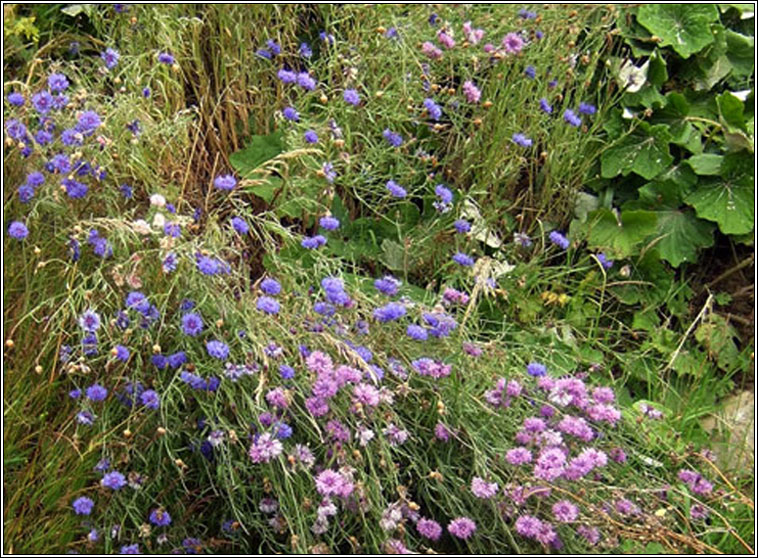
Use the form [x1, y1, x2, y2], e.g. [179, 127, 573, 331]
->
[319, 216, 340, 230]
[301, 235, 327, 249]
[435, 184, 453, 204]
[101, 471, 127, 490]
[452, 252, 475, 267]
[48, 73, 70, 92]
[527, 362, 547, 377]
[257, 296, 280, 315]
[79, 309, 101, 332]
[374, 275, 401, 296]
[260, 278, 281, 295]
[206, 340, 230, 360]
[149, 509, 171, 527]
[282, 106, 299, 121]
[73, 496, 94, 515]
[525, 65, 536, 79]
[101, 48, 120, 69]
[214, 174, 237, 190]
[7, 92, 24, 106]
[454, 219, 471, 233]
[140, 389, 160, 410]
[314, 301, 336, 316]
[76, 110, 102, 134]
[32, 91, 54, 114]
[230, 216, 249, 235]
[7, 221, 28, 240]
[539, 98, 553, 114]
[168, 351, 187, 369]
[182, 313, 203, 336]
[344, 89, 360, 106]
[596, 252, 613, 269]
[304, 130, 318, 144]
[163, 222, 181, 238]
[162, 252, 178, 274]
[383, 128, 403, 147]
[126, 291, 150, 313]
[373, 301, 406, 322]
[279, 364, 295, 380]
[549, 230, 570, 250]
[386, 180, 407, 198]
[296, 72, 316, 90]
[423, 98, 442, 120]
[114, 345, 130, 361]
[563, 109, 581, 127]
[579, 102, 597, 115]
[266, 39, 281, 55]
[512, 133, 533, 147]
[299, 42, 312, 58]
[406, 324, 428, 341]
[158, 52, 175, 65]
[278, 68, 296, 83]
[5, 119, 27, 140]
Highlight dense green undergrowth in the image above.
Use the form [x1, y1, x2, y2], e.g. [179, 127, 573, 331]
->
[3, 4, 754, 555]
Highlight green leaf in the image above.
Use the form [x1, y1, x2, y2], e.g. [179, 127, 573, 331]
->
[652, 208, 715, 267]
[717, 92, 747, 133]
[636, 5, 719, 58]
[685, 153, 754, 235]
[695, 314, 741, 372]
[241, 177, 281, 204]
[637, 164, 697, 208]
[652, 93, 701, 154]
[61, 4, 94, 17]
[647, 49, 668, 87]
[229, 131, 285, 179]
[632, 309, 660, 331]
[601, 123, 673, 180]
[687, 154, 723, 175]
[725, 30, 755, 76]
[671, 349, 710, 378]
[379, 239, 406, 272]
[586, 209, 658, 259]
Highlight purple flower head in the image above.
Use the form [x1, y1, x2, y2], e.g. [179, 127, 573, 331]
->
[260, 277, 281, 295]
[553, 500, 579, 522]
[182, 312, 203, 336]
[86, 383, 108, 402]
[79, 309, 101, 332]
[214, 174, 237, 190]
[386, 180, 407, 198]
[257, 296, 280, 315]
[453, 219, 471, 233]
[343, 89, 360, 106]
[512, 133, 533, 147]
[421, 41, 443, 60]
[299, 42, 312, 58]
[506, 447, 533, 465]
[296, 72, 316, 90]
[549, 230, 570, 250]
[120, 544, 140, 554]
[101, 48, 120, 69]
[7, 92, 24, 106]
[374, 275, 401, 296]
[525, 65, 536, 79]
[452, 252, 475, 267]
[373, 301, 406, 322]
[527, 362, 546, 377]
[471, 477, 499, 499]
[462, 80, 481, 103]
[304, 130, 318, 143]
[301, 235, 327, 249]
[579, 102, 597, 115]
[76, 110, 101, 134]
[502, 32, 525, 54]
[231, 216, 249, 235]
[319, 216, 340, 230]
[7, 221, 29, 240]
[282, 106, 299, 121]
[140, 389, 160, 410]
[101, 471, 126, 490]
[423, 98, 442, 120]
[596, 252, 613, 269]
[5, 119, 27, 140]
[248, 432, 283, 463]
[563, 109, 581, 127]
[383, 128, 403, 147]
[73, 496, 95, 515]
[48, 73, 70, 92]
[32, 90, 54, 114]
[266, 39, 281, 55]
[406, 324, 428, 341]
[158, 52, 175, 65]
[448, 517, 476, 539]
[149, 509, 172, 527]
[539, 97, 553, 114]
[206, 340, 230, 360]
[416, 518, 442, 540]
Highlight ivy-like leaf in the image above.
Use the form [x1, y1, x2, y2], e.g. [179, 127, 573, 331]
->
[685, 153, 754, 235]
[636, 5, 719, 58]
[229, 131, 285, 179]
[601, 123, 673, 180]
[687, 154, 723, 176]
[725, 29, 755, 76]
[586, 208, 658, 259]
[652, 208, 715, 267]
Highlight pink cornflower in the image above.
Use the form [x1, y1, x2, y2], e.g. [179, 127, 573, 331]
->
[552, 500, 579, 523]
[306, 350, 333, 374]
[448, 517, 476, 539]
[416, 517, 442, 541]
[470, 476, 499, 499]
[437, 30, 456, 49]
[421, 41, 442, 60]
[315, 469, 354, 498]
[506, 447, 532, 465]
[462, 80, 481, 103]
[248, 433, 283, 463]
[353, 383, 380, 407]
[502, 32, 525, 54]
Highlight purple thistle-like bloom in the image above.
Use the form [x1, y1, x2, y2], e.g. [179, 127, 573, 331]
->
[406, 324, 428, 341]
[515, 515, 542, 538]
[423, 98, 442, 120]
[448, 517, 477, 540]
[539, 97, 553, 114]
[383, 128, 403, 147]
[7, 92, 24, 106]
[553, 500, 579, 523]
[79, 309, 102, 332]
[282, 106, 299, 121]
[5, 119, 27, 140]
[140, 389, 160, 410]
[48, 73, 70, 92]
[596, 252, 613, 269]
[214, 174, 237, 190]
[319, 216, 340, 230]
[149, 509, 171, 527]
[266, 39, 281, 55]
[63, 178, 88, 199]
[231, 216, 249, 235]
[374, 275, 401, 296]
[249, 433, 283, 463]
[101, 471, 127, 490]
[452, 252, 475, 267]
[206, 340, 230, 360]
[158, 52, 175, 65]
[462, 80, 481, 103]
[527, 362, 546, 377]
[512, 133, 533, 147]
[421, 41, 443, 60]
[86, 384, 108, 402]
[181, 312, 203, 337]
[295, 71, 316, 90]
[257, 296, 280, 315]
[506, 447, 533, 465]
[7, 221, 29, 240]
[301, 235, 327, 249]
[435, 183, 453, 204]
[502, 32, 525, 54]
[101, 48, 120, 69]
[549, 230, 570, 250]
[278, 68, 296, 83]
[579, 102, 597, 115]
[577, 525, 601, 545]
[120, 544, 140, 554]
[72, 496, 95, 515]
[416, 518, 442, 541]
[343, 89, 360, 106]
[373, 301, 406, 322]
[303, 131, 319, 145]
[453, 219, 471, 233]
[32, 90, 54, 114]
[563, 109, 581, 127]
[260, 278, 281, 295]
[525, 65, 536, 79]
[386, 180, 407, 198]
[76, 110, 102, 134]
[471, 477, 499, 499]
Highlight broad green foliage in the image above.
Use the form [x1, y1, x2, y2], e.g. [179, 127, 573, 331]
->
[586, 208, 658, 259]
[636, 5, 719, 59]
[600, 123, 673, 179]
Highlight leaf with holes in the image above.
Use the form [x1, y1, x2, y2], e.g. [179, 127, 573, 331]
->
[685, 153, 754, 235]
[637, 5, 719, 58]
[601, 123, 673, 180]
